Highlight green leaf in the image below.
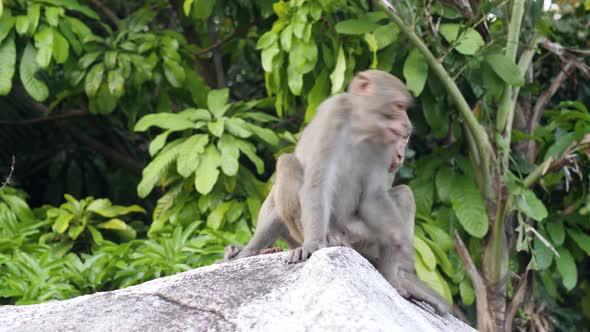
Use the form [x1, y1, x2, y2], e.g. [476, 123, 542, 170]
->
[135, 113, 195, 132]
[515, 189, 548, 222]
[435, 167, 453, 203]
[85, 63, 104, 97]
[97, 218, 128, 230]
[78, 51, 101, 69]
[439, 24, 485, 55]
[206, 202, 232, 230]
[176, 134, 209, 177]
[0, 35, 16, 95]
[247, 197, 261, 223]
[137, 139, 186, 197]
[1, 193, 36, 223]
[546, 222, 565, 246]
[51, 28, 69, 64]
[52, 212, 74, 234]
[27, 4, 41, 34]
[192, 0, 215, 19]
[178, 108, 212, 121]
[89, 84, 118, 114]
[208, 118, 225, 137]
[183, 0, 194, 15]
[217, 134, 240, 176]
[459, 279, 475, 305]
[20, 43, 49, 101]
[421, 223, 454, 252]
[243, 123, 279, 146]
[235, 139, 264, 174]
[533, 232, 554, 269]
[555, 246, 577, 291]
[485, 53, 524, 86]
[256, 31, 277, 50]
[409, 179, 433, 216]
[104, 51, 117, 69]
[374, 23, 399, 50]
[335, 19, 379, 35]
[225, 118, 252, 138]
[87, 199, 145, 217]
[305, 69, 330, 123]
[0, 12, 16, 43]
[330, 46, 346, 94]
[45, 7, 63, 27]
[15, 16, 29, 35]
[207, 89, 230, 118]
[280, 25, 293, 51]
[415, 255, 453, 304]
[34, 26, 54, 68]
[68, 225, 84, 240]
[450, 175, 489, 238]
[568, 229, 590, 256]
[261, 45, 279, 72]
[403, 48, 428, 96]
[107, 69, 124, 97]
[544, 132, 575, 160]
[194, 144, 221, 194]
[287, 65, 303, 96]
[149, 130, 173, 156]
[163, 60, 186, 88]
[414, 235, 437, 270]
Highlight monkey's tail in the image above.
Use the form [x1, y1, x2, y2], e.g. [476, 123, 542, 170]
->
[399, 271, 451, 315]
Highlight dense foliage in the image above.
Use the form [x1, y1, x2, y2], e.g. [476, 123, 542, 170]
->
[0, 0, 588, 330]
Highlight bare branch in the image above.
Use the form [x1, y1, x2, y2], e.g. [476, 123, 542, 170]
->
[454, 231, 496, 332]
[505, 272, 529, 332]
[87, 0, 120, 26]
[0, 111, 89, 126]
[196, 23, 252, 56]
[0, 156, 15, 191]
[207, 17, 226, 88]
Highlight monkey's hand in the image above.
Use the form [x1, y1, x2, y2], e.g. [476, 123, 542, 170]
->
[224, 245, 243, 260]
[285, 241, 325, 264]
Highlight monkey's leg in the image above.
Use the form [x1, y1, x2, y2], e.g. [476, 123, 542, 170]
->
[224, 190, 289, 261]
[274, 153, 304, 243]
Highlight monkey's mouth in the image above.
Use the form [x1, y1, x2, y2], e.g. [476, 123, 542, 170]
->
[389, 162, 400, 173]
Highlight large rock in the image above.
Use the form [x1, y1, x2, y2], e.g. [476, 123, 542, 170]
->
[0, 247, 475, 332]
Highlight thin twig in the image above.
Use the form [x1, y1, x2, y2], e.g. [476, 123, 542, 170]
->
[207, 17, 226, 88]
[0, 156, 15, 191]
[87, 0, 120, 25]
[0, 111, 89, 126]
[196, 23, 252, 56]
[454, 231, 496, 331]
[526, 60, 576, 162]
[505, 271, 529, 332]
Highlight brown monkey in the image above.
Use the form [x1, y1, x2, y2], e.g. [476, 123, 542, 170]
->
[224, 70, 449, 314]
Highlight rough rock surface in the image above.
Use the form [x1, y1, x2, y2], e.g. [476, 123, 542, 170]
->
[0, 247, 475, 332]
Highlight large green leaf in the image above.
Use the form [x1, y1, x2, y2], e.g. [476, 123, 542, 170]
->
[52, 212, 74, 234]
[421, 223, 454, 252]
[287, 65, 303, 96]
[87, 199, 145, 217]
[19, 43, 49, 101]
[27, 4, 41, 34]
[409, 179, 433, 216]
[163, 60, 185, 88]
[403, 48, 428, 96]
[0, 35, 16, 95]
[546, 222, 565, 246]
[206, 202, 232, 230]
[435, 167, 453, 203]
[217, 134, 240, 176]
[194, 144, 221, 194]
[374, 23, 399, 50]
[137, 139, 186, 197]
[192, 0, 215, 19]
[261, 45, 279, 72]
[330, 46, 346, 94]
[414, 235, 437, 270]
[176, 134, 209, 177]
[178, 108, 212, 121]
[208, 118, 225, 137]
[51, 28, 69, 64]
[235, 139, 264, 174]
[107, 69, 124, 97]
[515, 189, 548, 222]
[225, 118, 252, 138]
[415, 255, 453, 303]
[450, 175, 489, 238]
[439, 24, 484, 55]
[45, 6, 63, 27]
[305, 69, 330, 123]
[207, 89, 230, 118]
[243, 123, 279, 146]
[555, 246, 577, 291]
[0, 11, 16, 43]
[135, 113, 195, 132]
[459, 279, 475, 305]
[34, 26, 54, 68]
[15, 15, 29, 35]
[485, 53, 524, 86]
[335, 19, 379, 35]
[568, 229, 590, 256]
[84, 63, 104, 97]
[533, 232, 554, 269]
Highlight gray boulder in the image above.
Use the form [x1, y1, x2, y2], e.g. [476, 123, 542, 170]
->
[0, 247, 475, 332]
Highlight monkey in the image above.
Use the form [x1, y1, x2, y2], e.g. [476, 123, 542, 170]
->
[223, 70, 450, 314]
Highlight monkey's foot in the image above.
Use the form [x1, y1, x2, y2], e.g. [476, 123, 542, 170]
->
[285, 246, 313, 264]
[260, 247, 283, 254]
[223, 245, 243, 260]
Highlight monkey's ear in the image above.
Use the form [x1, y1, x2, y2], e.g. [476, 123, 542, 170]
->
[348, 73, 374, 96]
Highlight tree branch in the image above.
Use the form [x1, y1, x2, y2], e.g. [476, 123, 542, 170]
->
[196, 23, 253, 56]
[207, 17, 226, 88]
[0, 111, 89, 126]
[87, 0, 120, 26]
[454, 231, 496, 332]
[0, 156, 15, 192]
[505, 271, 529, 332]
